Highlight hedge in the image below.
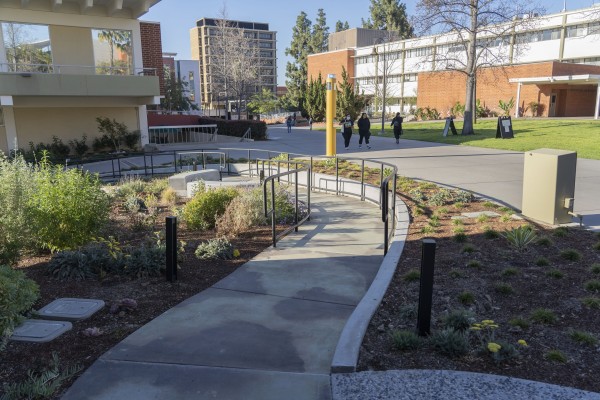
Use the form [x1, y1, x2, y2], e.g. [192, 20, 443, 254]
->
[197, 117, 267, 140]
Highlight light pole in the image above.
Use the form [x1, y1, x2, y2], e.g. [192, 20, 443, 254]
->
[373, 38, 388, 135]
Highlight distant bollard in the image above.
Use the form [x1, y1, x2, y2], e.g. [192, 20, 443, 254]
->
[417, 239, 436, 336]
[166, 216, 178, 282]
[259, 170, 265, 183]
[193, 161, 197, 171]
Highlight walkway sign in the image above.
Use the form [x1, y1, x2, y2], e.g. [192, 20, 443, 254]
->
[442, 117, 458, 137]
[496, 116, 514, 139]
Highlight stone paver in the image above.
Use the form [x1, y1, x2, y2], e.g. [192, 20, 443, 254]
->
[10, 320, 72, 343]
[37, 298, 105, 321]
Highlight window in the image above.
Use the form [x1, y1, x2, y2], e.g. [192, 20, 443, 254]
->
[1, 21, 52, 72]
[92, 29, 133, 75]
[260, 50, 273, 57]
[404, 73, 417, 82]
[259, 33, 272, 40]
[517, 28, 561, 44]
[259, 42, 272, 48]
[261, 68, 273, 75]
[567, 24, 587, 38]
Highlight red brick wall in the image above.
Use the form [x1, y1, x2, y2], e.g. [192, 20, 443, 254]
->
[417, 62, 600, 118]
[307, 49, 355, 85]
[140, 21, 165, 95]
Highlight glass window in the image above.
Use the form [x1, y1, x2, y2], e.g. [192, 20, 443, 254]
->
[260, 50, 273, 57]
[567, 24, 587, 38]
[1, 21, 52, 72]
[259, 42, 272, 48]
[259, 33, 272, 40]
[92, 29, 132, 75]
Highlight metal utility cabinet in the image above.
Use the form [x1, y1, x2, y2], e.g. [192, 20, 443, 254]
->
[522, 149, 577, 225]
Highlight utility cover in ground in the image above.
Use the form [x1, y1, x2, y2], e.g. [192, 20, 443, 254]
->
[10, 320, 72, 343]
[38, 298, 105, 321]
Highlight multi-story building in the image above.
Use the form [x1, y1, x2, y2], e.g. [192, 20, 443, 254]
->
[190, 18, 277, 116]
[161, 53, 201, 113]
[308, 6, 600, 119]
[0, 0, 163, 154]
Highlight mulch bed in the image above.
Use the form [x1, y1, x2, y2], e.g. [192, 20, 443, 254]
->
[0, 204, 274, 398]
[359, 190, 600, 392]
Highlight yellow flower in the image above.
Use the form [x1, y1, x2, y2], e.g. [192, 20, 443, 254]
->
[233, 249, 240, 258]
[487, 342, 502, 353]
[472, 323, 482, 328]
[470, 327, 482, 331]
[488, 324, 499, 329]
[518, 339, 528, 347]
[482, 320, 495, 324]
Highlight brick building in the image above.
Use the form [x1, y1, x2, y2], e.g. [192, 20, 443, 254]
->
[140, 21, 165, 95]
[307, 5, 600, 119]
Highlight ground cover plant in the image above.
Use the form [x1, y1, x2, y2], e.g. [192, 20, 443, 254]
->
[0, 170, 303, 398]
[357, 174, 600, 392]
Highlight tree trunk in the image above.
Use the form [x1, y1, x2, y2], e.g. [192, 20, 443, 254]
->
[462, 0, 478, 135]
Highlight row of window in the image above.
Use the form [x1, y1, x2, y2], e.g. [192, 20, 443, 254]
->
[205, 27, 273, 40]
[355, 73, 418, 86]
[567, 22, 600, 37]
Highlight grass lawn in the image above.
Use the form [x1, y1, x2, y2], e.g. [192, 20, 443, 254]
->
[363, 119, 600, 160]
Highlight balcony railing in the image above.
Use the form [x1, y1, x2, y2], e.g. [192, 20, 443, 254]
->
[0, 63, 156, 76]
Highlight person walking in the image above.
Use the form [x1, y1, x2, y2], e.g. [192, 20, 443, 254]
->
[309, 117, 313, 131]
[286, 116, 292, 133]
[340, 114, 354, 150]
[390, 112, 403, 144]
[357, 113, 371, 149]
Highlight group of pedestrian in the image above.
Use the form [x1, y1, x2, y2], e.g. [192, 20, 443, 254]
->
[340, 112, 404, 150]
[285, 113, 297, 133]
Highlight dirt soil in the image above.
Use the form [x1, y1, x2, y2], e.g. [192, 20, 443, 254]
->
[0, 204, 274, 398]
[359, 189, 600, 393]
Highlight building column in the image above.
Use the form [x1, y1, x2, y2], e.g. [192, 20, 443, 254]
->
[0, 23, 8, 72]
[0, 97, 18, 150]
[515, 83, 522, 118]
[137, 105, 150, 146]
[595, 83, 600, 120]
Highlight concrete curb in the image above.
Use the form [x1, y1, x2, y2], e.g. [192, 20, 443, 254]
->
[330, 193, 409, 373]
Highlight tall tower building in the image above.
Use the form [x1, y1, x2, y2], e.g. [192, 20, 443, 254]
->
[190, 18, 277, 116]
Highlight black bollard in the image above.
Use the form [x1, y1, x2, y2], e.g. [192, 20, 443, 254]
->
[417, 239, 436, 336]
[166, 216, 178, 282]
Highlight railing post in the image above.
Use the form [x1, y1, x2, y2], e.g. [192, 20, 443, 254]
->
[173, 151, 177, 173]
[417, 239, 436, 336]
[248, 149, 251, 176]
[117, 157, 122, 179]
[361, 160, 365, 201]
[271, 180, 276, 247]
[335, 157, 339, 196]
[307, 167, 311, 221]
[166, 216, 178, 282]
[150, 153, 155, 177]
[294, 170, 299, 232]
[143, 154, 147, 177]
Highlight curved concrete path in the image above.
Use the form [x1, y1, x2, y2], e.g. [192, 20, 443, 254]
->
[62, 192, 387, 400]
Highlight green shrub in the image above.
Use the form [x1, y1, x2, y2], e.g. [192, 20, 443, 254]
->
[183, 187, 239, 230]
[560, 249, 581, 262]
[584, 279, 600, 292]
[594, 242, 600, 251]
[501, 267, 519, 277]
[0, 154, 35, 264]
[453, 202, 466, 209]
[531, 308, 557, 324]
[0, 265, 40, 349]
[482, 201, 497, 209]
[545, 350, 567, 363]
[449, 269, 464, 278]
[535, 257, 550, 267]
[467, 260, 482, 269]
[443, 309, 474, 332]
[430, 328, 470, 357]
[452, 219, 464, 226]
[122, 244, 164, 278]
[502, 226, 537, 251]
[28, 157, 110, 252]
[569, 330, 597, 346]
[476, 214, 489, 223]
[581, 297, 600, 309]
[390, 330, 421, 351]
[452, 190, 473, 203]
[198, 117, 268, 140]
[536, 236, 552, 246]
[428, 216, 441, 228]
[217, 187, 266, 236]
[421, 226, 435, 234]
[115, 176, 147, 199]
[490, 340, 520, 363]
[509, 317, 530, 330]
[94, 117, 140, 152]
[495, 283, 514, 294]
[590, 264, 600, 274]
[195, 238, 235, 260]
[403, 269, 421, 282]
[408, 188, 426, 202]
[437, 207, 449, 215]
[452, 226, 465, 233]
[553, 227, 569, 237]
[69, 135, 89, 157]
[454, 232, 467, 242]
[462, 245, 476, 254]
[427, 189, 453, 206]
[546, 269, 564, 279]
[483, 227, 499, 239]
[145, 178, 169, 197]
[458, 291, 475, 305]
[161, 187, 178, 206]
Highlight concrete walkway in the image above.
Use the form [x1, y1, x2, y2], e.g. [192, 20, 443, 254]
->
[62, 192, 386, 400]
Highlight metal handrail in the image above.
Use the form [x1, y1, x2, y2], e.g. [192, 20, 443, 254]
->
[67, 147, 398, 253]
[262, 161, 311, 247]
[240, 128, 252, 142]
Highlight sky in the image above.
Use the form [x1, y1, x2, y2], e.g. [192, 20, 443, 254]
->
[143, 0, 598, 86]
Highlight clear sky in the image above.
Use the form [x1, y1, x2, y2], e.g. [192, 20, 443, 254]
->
[143, 0, 598, 86]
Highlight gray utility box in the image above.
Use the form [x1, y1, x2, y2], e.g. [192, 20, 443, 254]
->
[522, 149, 577, 225]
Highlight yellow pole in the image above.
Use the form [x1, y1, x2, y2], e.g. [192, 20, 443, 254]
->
[326, 74, 337, 156]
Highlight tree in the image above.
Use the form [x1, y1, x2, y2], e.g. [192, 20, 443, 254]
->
[211, 17, 261, 120]
[311, 9, 329, 53]
[97, 30, 131, 74]
[415, 0, 543, 134]
[247, 88, 279, 115]
[335, 20, 350, 32]
[304, 73, 326, 122]
[336, 67, 368, 121]
[161, 67, 199, 112]
[2, 23, 52, 72]
[285, 12, 313, 113]
[362, 0, 414, 39]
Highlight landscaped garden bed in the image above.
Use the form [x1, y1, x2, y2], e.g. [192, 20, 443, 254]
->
[358, 178, 600, 392]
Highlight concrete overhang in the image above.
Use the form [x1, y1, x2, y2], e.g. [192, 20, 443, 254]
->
[509, 74, 600, 85]
[0, 0, 161, 18]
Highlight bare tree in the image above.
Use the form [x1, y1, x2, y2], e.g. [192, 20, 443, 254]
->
[368, 34, 404, 124]
[211, 14, 260, 120]
[415, 0, 543, 134]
